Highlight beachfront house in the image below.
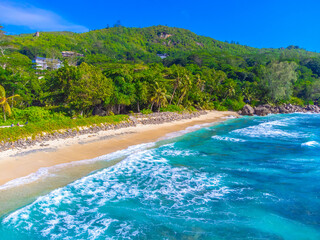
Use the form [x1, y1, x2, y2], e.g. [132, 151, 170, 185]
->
[33, 57, 62, 71]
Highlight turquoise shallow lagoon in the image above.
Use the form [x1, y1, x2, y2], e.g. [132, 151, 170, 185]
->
[1, 113, 320, 239]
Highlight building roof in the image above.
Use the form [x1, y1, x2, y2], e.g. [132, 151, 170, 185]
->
[34, 57, 62, 62]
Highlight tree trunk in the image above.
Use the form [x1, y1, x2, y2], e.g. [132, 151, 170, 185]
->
[169, 86, 177, 105]
[137, 101, 140, 112]
[12, 91, 14, 109]
[3, 106, 6, 122]
[150, 102, 154, 111]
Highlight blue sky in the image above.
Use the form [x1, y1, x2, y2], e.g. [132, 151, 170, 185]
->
[1, 0, 320, 51]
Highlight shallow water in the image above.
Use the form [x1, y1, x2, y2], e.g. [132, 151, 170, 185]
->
[1, 113, 320, 239]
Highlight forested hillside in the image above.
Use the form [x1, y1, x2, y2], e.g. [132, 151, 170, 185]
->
[1, 25, 320, 125]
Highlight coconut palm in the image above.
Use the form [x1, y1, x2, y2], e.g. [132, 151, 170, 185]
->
[168, 65, 184, 105]
[150, 82, 171, 112]
[0, 85, 19, 122]
[178, 74, 193, 105]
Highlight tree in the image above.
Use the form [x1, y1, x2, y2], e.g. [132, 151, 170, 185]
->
[47, 63, 113, 115]
[0, 84, 19, 121]
[177, 72, 192, 105]
[150, 82, 170, 112]
[68, 63, 114, 115]
[168, 65, 191, 105]
[306, 80, 320, 103]
[261, 61, 298, 102]
[0, 25, 13, 68]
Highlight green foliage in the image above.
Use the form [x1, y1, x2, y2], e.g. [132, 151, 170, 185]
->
[0, 25, 320, 144]
[0, 115, 129, 142]
[288, 97, 305, 106]
[213, 101, 228, 111]
[222, 98, 246, 111]
[261, 61, 298, 102]
[13, 107, 67, 122]
[160, 104, 185, 112]
[140, 109, 153, 114]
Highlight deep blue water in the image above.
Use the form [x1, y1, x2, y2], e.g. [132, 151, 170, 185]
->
[1, 113, 320, 239]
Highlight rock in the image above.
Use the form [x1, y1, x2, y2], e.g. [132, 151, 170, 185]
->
[240, 104, 255, 116]
[254, 106, 271, 116]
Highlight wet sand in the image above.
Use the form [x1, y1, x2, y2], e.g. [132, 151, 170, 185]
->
[0, 111, 238, 187]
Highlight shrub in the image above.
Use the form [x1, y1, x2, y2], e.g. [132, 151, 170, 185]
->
[222, 98, 245, 111]
[213, 101, 228, 111]
[11, 107, 68, 122]
[305, 100, 314, 105]
[289, 97, 304, 106]
[0, 115, 129, 142]
[141, 109, 153, 114]
[160, 105, 185, 113]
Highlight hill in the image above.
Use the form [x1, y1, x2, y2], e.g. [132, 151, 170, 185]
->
[9, 25, 319, 67]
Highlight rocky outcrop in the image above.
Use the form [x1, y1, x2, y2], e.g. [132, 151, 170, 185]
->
[239, 104, 320, 116]
[0, 111, 208, 152]
[241, 104, 255, 116]
[253, 106, 271, 116]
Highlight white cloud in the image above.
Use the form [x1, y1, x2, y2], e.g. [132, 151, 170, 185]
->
[0, 2, 88, 32]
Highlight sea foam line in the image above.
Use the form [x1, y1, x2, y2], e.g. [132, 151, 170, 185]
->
[160, 122, 217, 140]
[0, 142, 155, 192]
[211, 135, 246, 142]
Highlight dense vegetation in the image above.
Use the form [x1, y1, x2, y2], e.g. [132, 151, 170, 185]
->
[1, 24, 320, 133]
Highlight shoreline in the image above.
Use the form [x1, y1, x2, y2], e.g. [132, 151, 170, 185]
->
[0, 110, 238, 187]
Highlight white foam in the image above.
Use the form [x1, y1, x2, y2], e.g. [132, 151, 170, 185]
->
[0, 168, 54, 192]
[233, 119, 307, 139]
[301, 141, 320, 148]
[160, 143, 199, 157]
[3, 146, 230, 238]
[211, 135, 246, 142]
[160, 122, 216, 140]
[223, 115, 237, 119]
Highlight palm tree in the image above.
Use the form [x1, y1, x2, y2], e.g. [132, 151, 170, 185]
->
[168, 65, 184, 105]
[0, 85, 19, 122]
[178, 74, 192, 105]
[150, 82, 171, 112]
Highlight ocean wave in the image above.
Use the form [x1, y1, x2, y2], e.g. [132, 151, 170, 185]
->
[211, 135, 246, 142]
[233, 119, 308, 139]
[223, 115, 237, 119]
[2, 148, 229, 239]
[160, 122, 216, 140]
[160, 143, 199, 157]
[301, 141, 320, 148]
[0, 142, 155, 192]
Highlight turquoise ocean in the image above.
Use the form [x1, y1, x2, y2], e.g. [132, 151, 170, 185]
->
[0, 113, 320, 239]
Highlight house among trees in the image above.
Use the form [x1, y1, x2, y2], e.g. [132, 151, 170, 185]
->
[32, 57, 62, 70]
[62, 51, 84, 57]
[157, 53, 168, 59]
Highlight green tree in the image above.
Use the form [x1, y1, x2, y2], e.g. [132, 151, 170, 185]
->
[150, 82, 170, 112]
[68, 63, 114, 115]
[261, 61, 298, 102]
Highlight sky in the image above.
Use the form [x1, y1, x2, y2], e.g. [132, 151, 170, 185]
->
[1, 0, 320, 51]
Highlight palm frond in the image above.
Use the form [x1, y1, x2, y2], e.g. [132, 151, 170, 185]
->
[3, 102, 11, 116]
[0, 85, 5, 98]
[0, 97, 5, 105]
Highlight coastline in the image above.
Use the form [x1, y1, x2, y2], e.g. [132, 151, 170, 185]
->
[0, 110, 238, 187]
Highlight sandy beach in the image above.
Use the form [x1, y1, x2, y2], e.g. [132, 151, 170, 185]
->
[0, 111, 238, 187]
